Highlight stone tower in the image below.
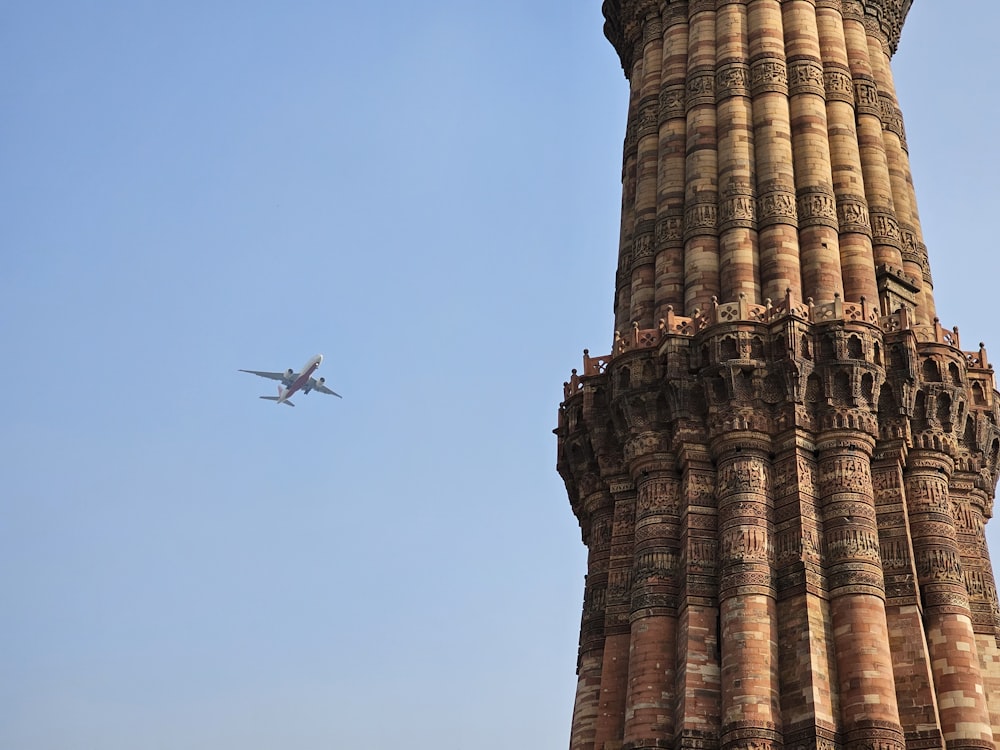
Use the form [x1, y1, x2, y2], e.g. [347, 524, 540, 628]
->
[554, 2, 1000, 750]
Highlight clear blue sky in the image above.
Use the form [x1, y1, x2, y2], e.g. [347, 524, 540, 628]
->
[2, 3, 998, 748]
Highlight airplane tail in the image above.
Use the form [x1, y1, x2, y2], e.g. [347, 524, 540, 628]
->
[260, 386, 294, 406]
[259, 396, 295, 407]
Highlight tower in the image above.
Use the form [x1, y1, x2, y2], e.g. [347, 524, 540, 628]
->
[555, 2, 1000, 750]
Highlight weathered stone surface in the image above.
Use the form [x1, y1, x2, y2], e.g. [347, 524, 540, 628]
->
[559, 3, 1000, 748]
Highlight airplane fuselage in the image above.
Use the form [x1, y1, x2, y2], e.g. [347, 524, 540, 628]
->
[277, 354, 323, 403]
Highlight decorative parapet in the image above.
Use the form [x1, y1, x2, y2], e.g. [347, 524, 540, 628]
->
[562, 289, 990, 400]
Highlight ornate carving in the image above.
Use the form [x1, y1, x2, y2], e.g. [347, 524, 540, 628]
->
[716, 62, 750, 100]
[757, 189, 798, 228]
[838, 195, 872, 235]
[656, 211, 684, 248]
[718, 460, 770, 495]
[687, 69, 716, 109]
[870, 210, 902, 248]
[827, 527, 882, 563]
[720, 526, 773, 564]
[750, 56, 788, 96]
[797, 187, 839, 230]
[632, 230, 654, 263]
[879, 94, 906, 143]
[636, 477, 681, 516]
[685, 200, 719, 238]
[824, 66, 855, 104]
[788, 59, 826, 98]
[914, 547, 964, 583]
[818, 453, 873, 495]
[719, 182, 756, 231]
[637, 96, 659, 138]
[660, 83, 686, 121]
[853, 77, 881, 117]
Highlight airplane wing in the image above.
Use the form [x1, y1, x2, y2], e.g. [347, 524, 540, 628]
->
[310, 378, 343, 398]
[239, 369, 289, 382]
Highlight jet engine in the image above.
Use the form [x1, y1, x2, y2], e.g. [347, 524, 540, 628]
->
[284, 368, 294, 379]
[317, 377, 325, 386]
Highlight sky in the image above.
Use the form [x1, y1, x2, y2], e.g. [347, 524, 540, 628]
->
[1, 3, 999, 749]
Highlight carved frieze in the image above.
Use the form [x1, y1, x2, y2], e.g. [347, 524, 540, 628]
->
[632, 230, 654, 263]
[634, 548, 680, 579]
[636, 477, 681, 517]
[655, 211, 684, 248]
[787, 59, 825, 98]
[720, 526, 773, 564]
[637, 96, 659, 139]
[853, 77, 881, 118]
[826, 527, 882, 563]
[716, 62, 750, 100]
[717, 460, 770, 495]
[870, 210, 902, 248]
[818, 453, 873, 495]
[687, 69, 716, 109]
[905, 476, 950, 513]
[837, 195, 872, 235]
[685, 200, 719, 239]
[824, 66, 854, 104]
[660, 84, 686, 121]
[757, 189, 798, 228]
[719, 182, 756, 231]
[797, 187, 839, 230]
[750, 56, 788, 96]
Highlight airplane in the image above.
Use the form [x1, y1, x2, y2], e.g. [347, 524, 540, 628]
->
[239, 354, 342, 407]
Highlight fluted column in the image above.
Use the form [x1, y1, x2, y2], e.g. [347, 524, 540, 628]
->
[815, 0, 878, 304]
[772, 432, 838, 747]
[616, 53, 643, 334]
[816, 431, 905, 750]
[630, 13, 665, 328]
[784, 0, 842, 304]
[623, 455, 680, 749]
[684, 0, 721, 314]
[951, 473, 1000, 641]
[951, 478, 1000, 737]
[842, 2, 903, 290]
[866, 30, 934, 324]
[871, 443, 944, 747]
[675, 444, 721, 750]
[748, 0, 802, 304]
[713, 432, 782, 750]
[905, 450, 995, 750]
[654, 7, 689, 320]
[594, 479, 637, 749]
[571, 488, 615, 750]
[716, 0, 760, 304]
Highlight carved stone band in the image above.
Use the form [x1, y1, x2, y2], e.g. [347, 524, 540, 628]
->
[750, 55, 788, 97]
[824, 66, 854, 104]
[788, 59, 826, 98]
[870, 210, 902, 249]
[659, 84, 686, 121]
[716, 62, 750, 100]
[637, 96, 659, 138]
[719, 192, 756, 231]
[687, 69, 715, 109]
[757, 188, 798, 229]
[656, 212, 684, 248]
[632, 230, 655, 263]
[837, 195, 871, 235]
[684, 200, 719, 239]
[797, 187, 839, 230]
[854, 77, 881, 118]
